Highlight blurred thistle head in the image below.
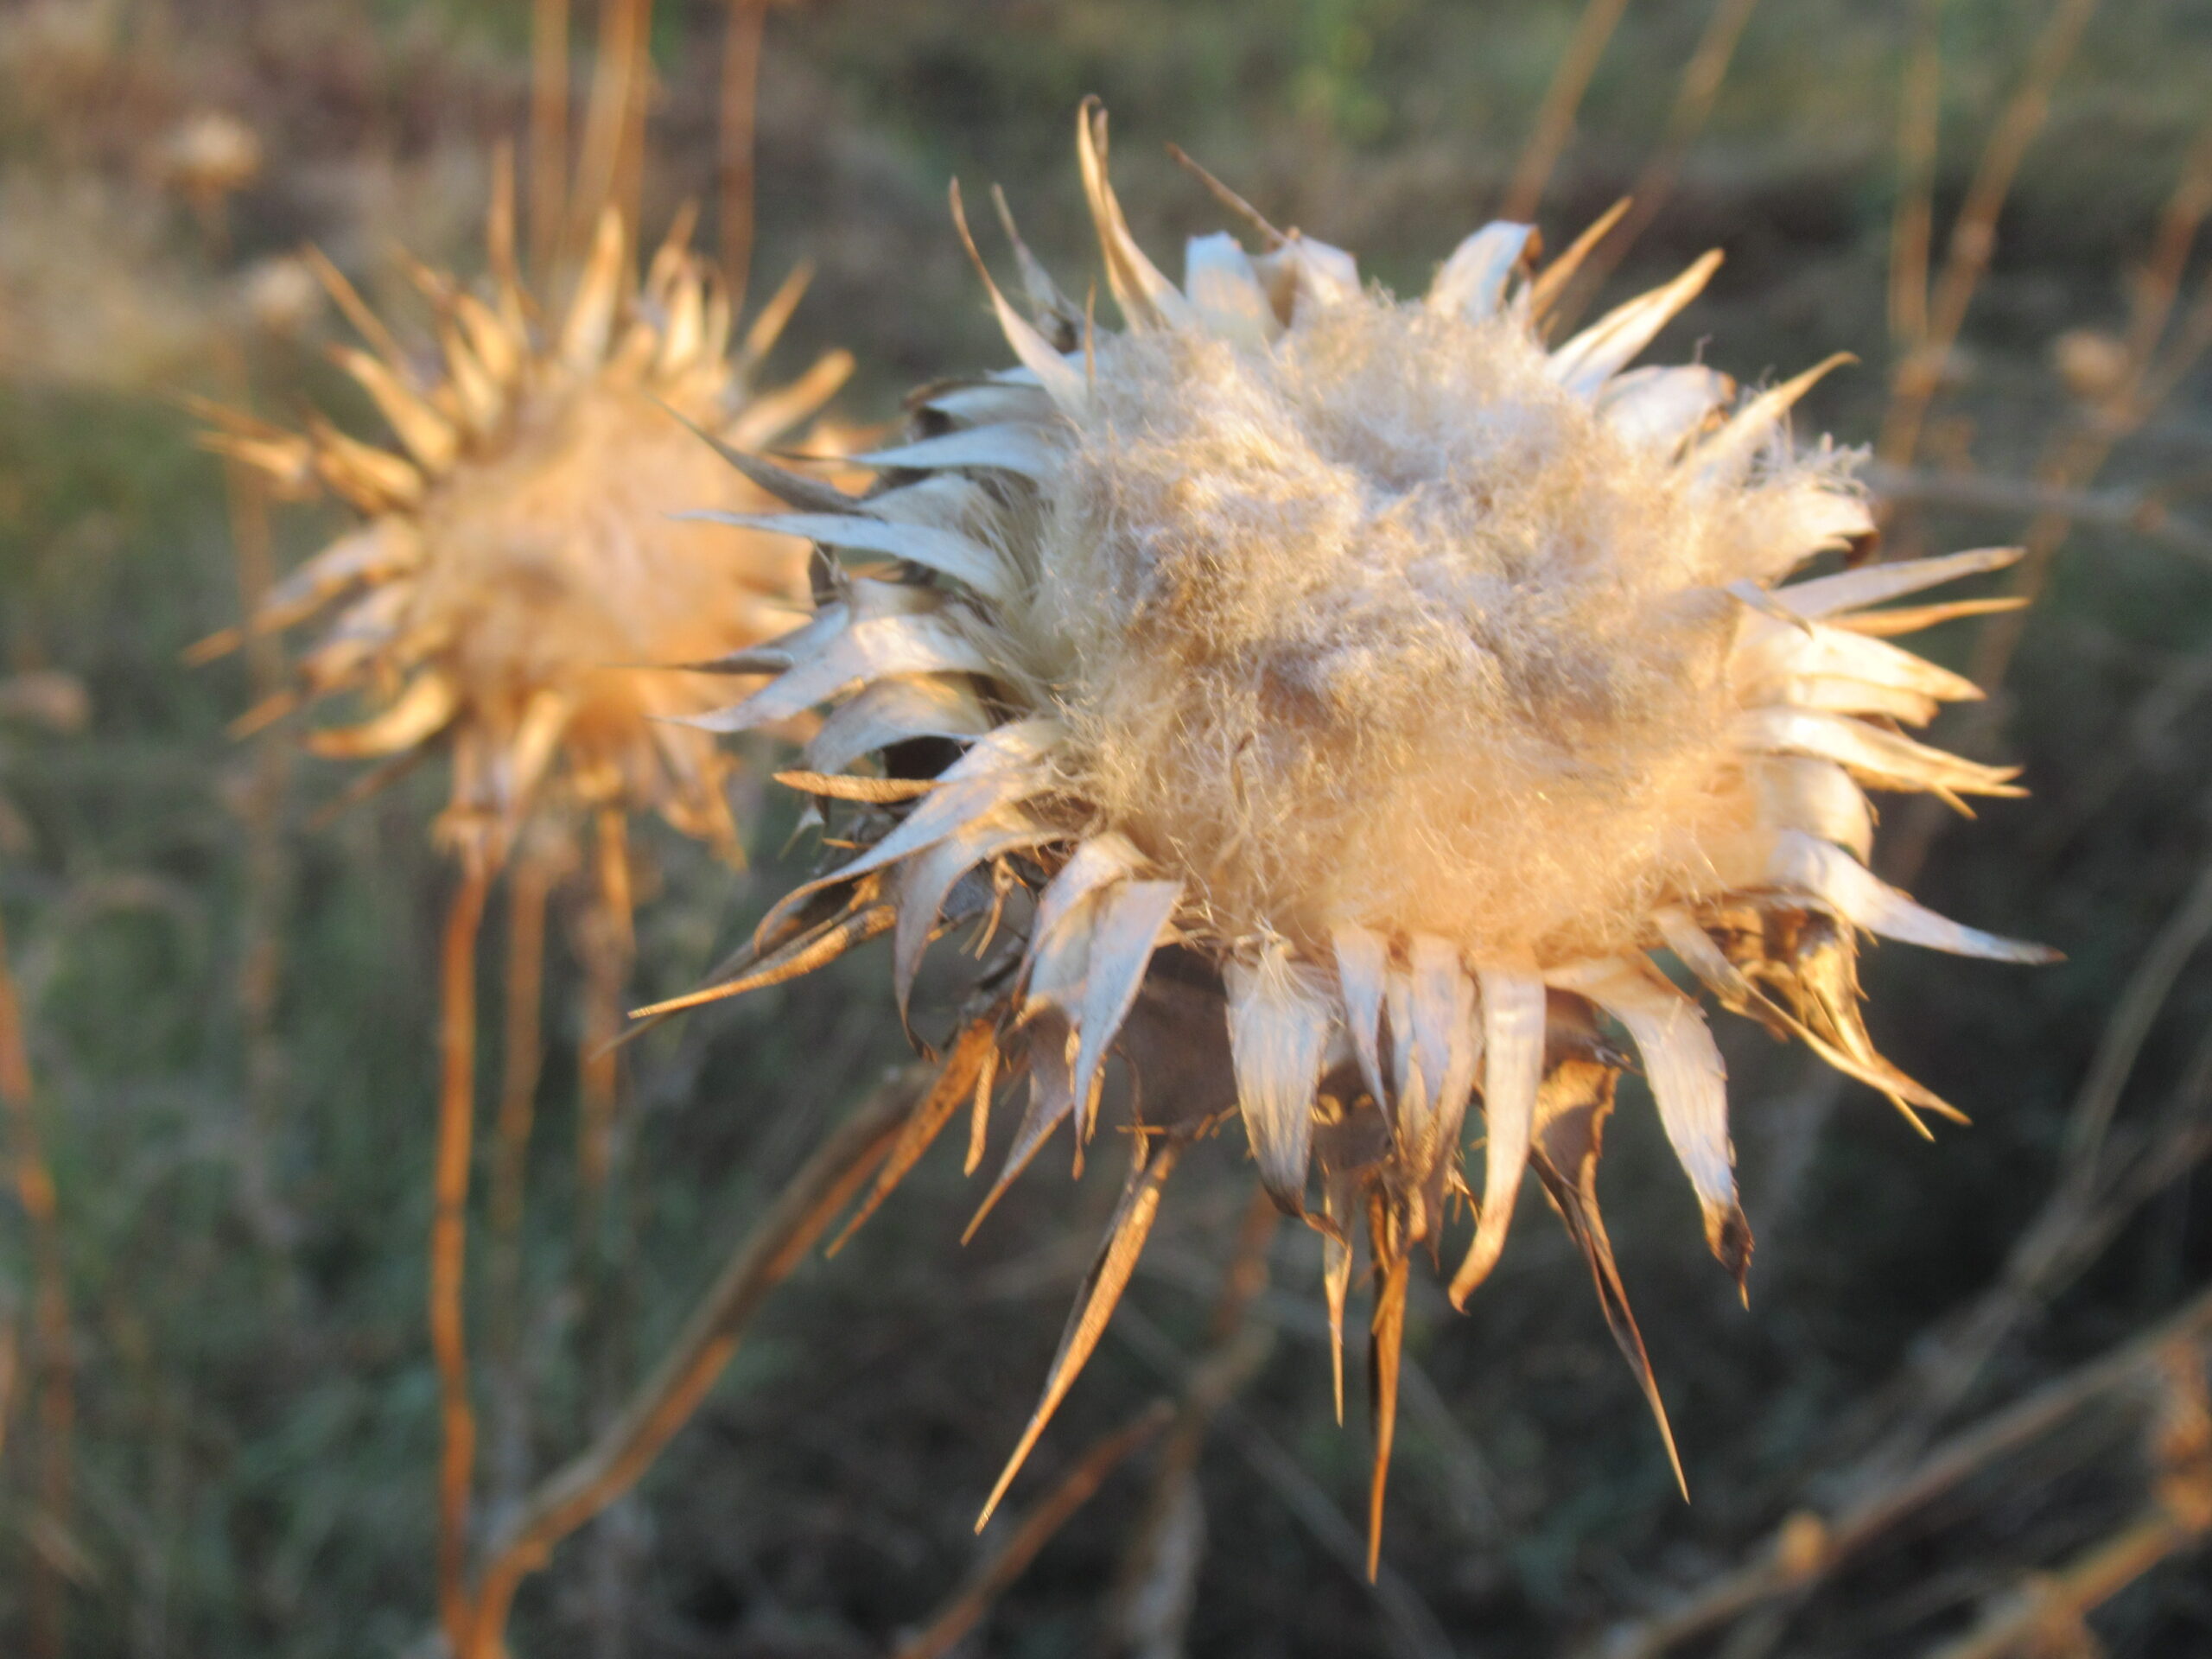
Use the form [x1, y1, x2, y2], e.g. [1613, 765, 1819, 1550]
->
[196, 179, 854, 865]
[683, 101, 2055, 1554]
[158, 109, 261, 209]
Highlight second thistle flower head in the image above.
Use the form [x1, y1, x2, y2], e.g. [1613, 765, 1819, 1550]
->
[690, 102, 2055, 1547]
[199, 195, 853, 864]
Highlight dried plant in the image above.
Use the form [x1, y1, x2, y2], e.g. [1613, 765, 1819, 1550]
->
[193, 186, 849, 868]
[185, 10, 853, 1642]
[671, 101, 2059, 1573]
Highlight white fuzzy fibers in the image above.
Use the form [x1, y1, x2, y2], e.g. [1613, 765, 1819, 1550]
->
[1014, 295, 1812, 961]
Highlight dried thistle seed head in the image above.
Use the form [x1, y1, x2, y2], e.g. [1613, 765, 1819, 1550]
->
[200, 200, 855, 861]
[693, 104, 2056, 1551]
[1031, 299, 1797, 965]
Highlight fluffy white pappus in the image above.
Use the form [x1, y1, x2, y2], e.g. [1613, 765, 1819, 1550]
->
[1010, 294, 1844, 960]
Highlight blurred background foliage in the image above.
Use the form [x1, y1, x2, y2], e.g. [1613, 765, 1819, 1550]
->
[4, 0, 2212, 1654]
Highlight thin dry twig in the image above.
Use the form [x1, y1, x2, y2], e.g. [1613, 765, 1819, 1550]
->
[1548, 0, 1766, 332]
[1927, 1510, 2202, 1659]
[204, 327, 299, 1256]
[1836, 854, 2212, 1484]
[611, 0, 653, 251]
[893, 1402, 1174, 1659]
[718, 0, 769, 312]
[1878, 0, 2102, 470]
[1889, 0, 1946, 353]
[1585, 1282, 2212, 1657]
[1107, 1191, 1281, 1658]
[569, 0, 649, 258]
[434, 855, 494, 1654]
[1861, 462, 2212, 564]
[529, 0, 571, 279]
[576, 810, 632, 1205]
[463, 1064, 927, 1656]
[1955, 110, 2212, 616]
[1878, 111, 2212, 886]
[0, 907, 73, 1659]
[1110, 1303, 1453, 1659]
[1500, 0, 1635, 224]
[573, 810, 638, 1653]
[487, 846, 558, 1519]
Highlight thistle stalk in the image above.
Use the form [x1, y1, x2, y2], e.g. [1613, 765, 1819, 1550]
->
[464, 1065, 925, 1656]
[0, 908, 72, 1659]
[433, 854, 493, 1653]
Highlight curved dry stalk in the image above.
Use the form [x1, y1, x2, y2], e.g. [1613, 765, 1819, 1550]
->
[1548, 0, 1767, 334]
[1877, 0, 2102, 468]
[1584, 1281, 2212, 1658]
[434, 855, 494, 1654]
[894, 1402, 1174, 1659]
[0, 908, 72, 1659]
[1500, 0, 1635, 223]
[718, 0, 769, 309]
[464, 1065, 925, 1656]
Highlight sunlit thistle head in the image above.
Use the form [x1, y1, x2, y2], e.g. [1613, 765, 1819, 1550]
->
[681, 102, 2055, 1560]
[199, 190, 853, 863]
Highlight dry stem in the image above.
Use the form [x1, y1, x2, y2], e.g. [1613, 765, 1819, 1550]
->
[1927, 1510, 2202, 1659]
[529, 0, 572, 279]
[434, 855, 493, 1653]
[463, 1064, 926, 1656]
[0, 907, 72, 1659]
[487, 848, 557, 1520]
[569, 0, 650, 258]
[1548, 0, 1766, 332]
[1861, 463, 2212, 564]
[1500, 0, 1633, 224]
[1110, 1302, 1453, 1659]
[893, 1402, 1174, 1659]
[1106, 1189, 1281, 1657]
[1878, 111, 2212, 885]
[1877, 0, 2101, 469]
[1586, 1280, 2212, 1657]
[718, 0, 768, 311]
[1887, 0, 1946, 352]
